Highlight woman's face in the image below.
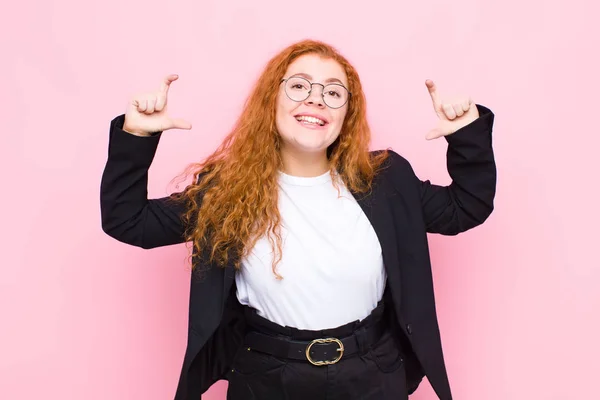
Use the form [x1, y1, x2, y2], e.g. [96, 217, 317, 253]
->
[275, 54, 349, 157]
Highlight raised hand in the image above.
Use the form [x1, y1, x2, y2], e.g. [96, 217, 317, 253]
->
[425, 79, 479, 140]
[122, 74, 192, 137]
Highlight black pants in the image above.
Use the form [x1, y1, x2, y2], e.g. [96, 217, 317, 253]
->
[226, 301, 408, 400]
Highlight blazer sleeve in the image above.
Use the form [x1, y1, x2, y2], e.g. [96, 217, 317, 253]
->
[100, 114, 194, 249]
[390, 104, 497, 235]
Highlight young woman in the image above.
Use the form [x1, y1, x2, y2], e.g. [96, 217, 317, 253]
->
[100, 39, 496, 400]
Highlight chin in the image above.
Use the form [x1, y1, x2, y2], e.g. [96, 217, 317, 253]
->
[286, 140, 325, 154]
[277, 120, 339, 154]
[291, 132, 336, 152]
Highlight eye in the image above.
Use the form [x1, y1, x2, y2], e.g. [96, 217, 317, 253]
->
[325, 89, 341, 98]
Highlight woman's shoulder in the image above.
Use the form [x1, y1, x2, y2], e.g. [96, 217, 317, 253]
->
[369, 149, 413, 174]
[368, 149, 420, 194]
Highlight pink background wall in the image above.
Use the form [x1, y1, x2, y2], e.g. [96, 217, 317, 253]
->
[3, 0, 598, 399]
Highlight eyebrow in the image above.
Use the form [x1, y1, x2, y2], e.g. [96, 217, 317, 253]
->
[291, 72, 345, 86]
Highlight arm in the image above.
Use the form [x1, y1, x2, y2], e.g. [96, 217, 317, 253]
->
[100, 114, 193, 249]
[387, 104, 496, 235]
[417, 104, 496, 234]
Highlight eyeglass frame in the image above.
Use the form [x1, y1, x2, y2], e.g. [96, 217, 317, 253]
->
[280, 76, 352, 109]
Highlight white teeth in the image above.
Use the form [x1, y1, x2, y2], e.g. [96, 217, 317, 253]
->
[296, 115, 325, 126]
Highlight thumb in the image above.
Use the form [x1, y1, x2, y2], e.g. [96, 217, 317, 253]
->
[166, 118, 193, 131]
[425, 127, 444, 140]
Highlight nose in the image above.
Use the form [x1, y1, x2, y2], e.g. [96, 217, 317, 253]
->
[304, 84, 325, 108]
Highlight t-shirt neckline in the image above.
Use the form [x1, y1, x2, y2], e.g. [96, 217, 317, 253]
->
[278, 170, 333, 187]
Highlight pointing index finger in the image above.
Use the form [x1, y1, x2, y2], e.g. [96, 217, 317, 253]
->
[160, 74, 179, 96]
[425, 79, 442, 110]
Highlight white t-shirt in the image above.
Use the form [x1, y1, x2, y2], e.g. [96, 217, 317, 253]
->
[235, 170, 386, 330]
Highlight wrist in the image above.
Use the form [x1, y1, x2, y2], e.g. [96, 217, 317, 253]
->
[122, 124, 152, 137]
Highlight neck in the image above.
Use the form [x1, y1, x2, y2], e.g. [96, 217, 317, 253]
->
[280, 147, 329, 177]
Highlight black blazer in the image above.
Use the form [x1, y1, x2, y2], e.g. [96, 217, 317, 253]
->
[100, 105, 496, 400]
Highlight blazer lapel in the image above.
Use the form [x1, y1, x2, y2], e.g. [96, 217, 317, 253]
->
[351, 183, 403, 306]
[223, 264, 236, 306]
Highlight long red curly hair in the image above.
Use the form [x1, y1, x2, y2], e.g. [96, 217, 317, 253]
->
[170, 39, 389, 278]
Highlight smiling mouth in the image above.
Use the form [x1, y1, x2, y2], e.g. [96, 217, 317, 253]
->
[295, 115, 327, 127]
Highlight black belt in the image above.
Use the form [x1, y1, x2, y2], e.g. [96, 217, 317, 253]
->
[243, 316, 387, 366]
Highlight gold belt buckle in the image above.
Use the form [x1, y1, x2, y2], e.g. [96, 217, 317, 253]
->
[305, 338, 344, 366]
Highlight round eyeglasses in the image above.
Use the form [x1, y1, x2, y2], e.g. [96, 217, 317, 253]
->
[280, 76, 351, 109]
